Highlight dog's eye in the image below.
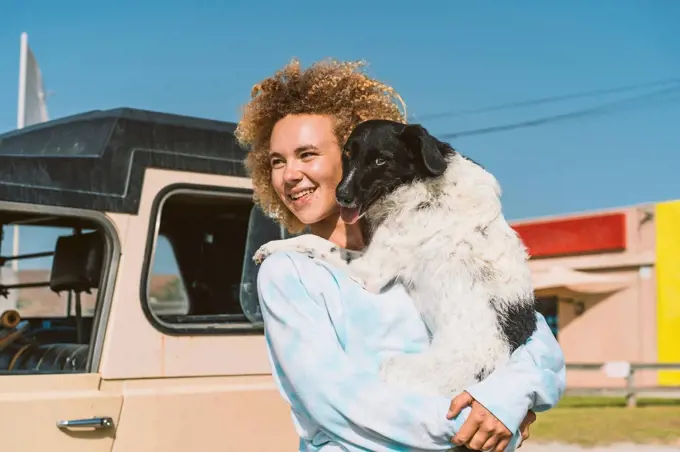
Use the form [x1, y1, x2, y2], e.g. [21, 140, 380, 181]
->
[375, 158, 386, 166]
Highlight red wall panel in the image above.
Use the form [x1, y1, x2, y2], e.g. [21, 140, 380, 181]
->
[512, 212, 627, 258]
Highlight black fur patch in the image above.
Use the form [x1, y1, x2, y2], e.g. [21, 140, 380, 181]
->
[415, 199, 443, 211]
[491, 297, 538, 353]
[427, 180, 446, 198]
[474, 367, 491, 382]
[342, 251, 357, 264]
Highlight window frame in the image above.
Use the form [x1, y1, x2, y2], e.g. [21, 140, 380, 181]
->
[0, 200, 120, 374]
[140, 183, 269, 336]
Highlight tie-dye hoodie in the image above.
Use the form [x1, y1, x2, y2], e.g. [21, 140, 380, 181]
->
[257, 250, 566, 451]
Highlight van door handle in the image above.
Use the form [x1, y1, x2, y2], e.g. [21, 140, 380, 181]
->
[57, 416, 114, 429]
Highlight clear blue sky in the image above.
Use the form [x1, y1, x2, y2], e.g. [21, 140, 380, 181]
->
[1, 0, 679, 271]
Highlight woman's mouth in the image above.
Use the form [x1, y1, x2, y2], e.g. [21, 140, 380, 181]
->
[288, 188, 317, 204]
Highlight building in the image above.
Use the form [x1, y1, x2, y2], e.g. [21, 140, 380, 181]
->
[510, 199, 680, 388]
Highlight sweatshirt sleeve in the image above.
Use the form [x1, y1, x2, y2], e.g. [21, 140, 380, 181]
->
[256, 251, 474, 451]
[465, 312, 567, 434]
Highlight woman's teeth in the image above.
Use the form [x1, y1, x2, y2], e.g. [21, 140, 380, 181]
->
[290, 188, 315, 200]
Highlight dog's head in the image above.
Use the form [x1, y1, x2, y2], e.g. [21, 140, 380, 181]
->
[336, 119, 455, 224]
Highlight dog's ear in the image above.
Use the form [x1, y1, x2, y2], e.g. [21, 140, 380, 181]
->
[398, 124, 448, 176]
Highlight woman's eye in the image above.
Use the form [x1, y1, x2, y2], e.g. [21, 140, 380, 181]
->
[375, 158, 386, 166]
[300, 152, 316, 161]
[270, 158, 284, 168]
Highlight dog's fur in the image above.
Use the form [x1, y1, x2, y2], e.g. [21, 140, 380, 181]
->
[254, 119, 537, 398]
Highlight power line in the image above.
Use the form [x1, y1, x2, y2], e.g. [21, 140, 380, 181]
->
[411, 77, 680, 121]
[436, 84, 680, 140]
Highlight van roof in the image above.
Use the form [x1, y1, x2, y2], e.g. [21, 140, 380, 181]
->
[0, 108, 250, 213]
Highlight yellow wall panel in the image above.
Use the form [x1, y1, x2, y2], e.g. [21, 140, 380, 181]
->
[656, 200, 680, 385]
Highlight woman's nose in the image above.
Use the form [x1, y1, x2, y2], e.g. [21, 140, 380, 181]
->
[282, 163, 303, 183]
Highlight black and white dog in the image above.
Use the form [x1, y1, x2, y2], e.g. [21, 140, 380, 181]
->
[254, 119, 537, 397]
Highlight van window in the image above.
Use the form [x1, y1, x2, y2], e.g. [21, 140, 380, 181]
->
[0, 213, 113, 375]
[144, 188, 285, 333]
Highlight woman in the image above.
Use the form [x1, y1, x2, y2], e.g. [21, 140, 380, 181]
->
[235, 59, 566, 452]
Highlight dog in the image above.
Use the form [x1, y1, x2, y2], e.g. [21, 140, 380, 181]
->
[253, 119, 537, 399]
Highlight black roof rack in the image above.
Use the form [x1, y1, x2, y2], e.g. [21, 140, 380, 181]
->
[0, 108, 250, 213]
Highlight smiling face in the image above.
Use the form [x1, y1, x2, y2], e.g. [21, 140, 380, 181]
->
[269, 114, 344, 227]
[336, 120, 452, 224]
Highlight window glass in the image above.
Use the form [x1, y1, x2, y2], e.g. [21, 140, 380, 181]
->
[145, 190, 283, 331]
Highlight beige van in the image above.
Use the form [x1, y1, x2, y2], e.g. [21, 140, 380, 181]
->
[0, 108, 299, 451]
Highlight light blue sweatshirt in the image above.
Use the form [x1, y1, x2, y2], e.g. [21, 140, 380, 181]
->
[257, 250, 566, 452]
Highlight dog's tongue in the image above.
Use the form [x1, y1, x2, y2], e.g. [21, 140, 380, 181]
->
[340, 207, 360, 224]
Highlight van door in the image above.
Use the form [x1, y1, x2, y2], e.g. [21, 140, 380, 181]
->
[0, 209, 124, 452]
[102, 176, 298, 451]
[0, 374, 122, 452]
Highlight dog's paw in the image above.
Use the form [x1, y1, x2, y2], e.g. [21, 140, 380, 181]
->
[253, 240, 296, 264]
[252, 242, 274, 265]
[253, 238, 321, 265]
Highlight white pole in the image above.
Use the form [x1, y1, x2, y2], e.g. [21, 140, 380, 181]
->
[17, 32, 27, 130]
[13, 32, 28, 272]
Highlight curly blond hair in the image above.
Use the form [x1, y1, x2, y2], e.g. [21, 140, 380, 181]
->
[235, 58, 407, 233]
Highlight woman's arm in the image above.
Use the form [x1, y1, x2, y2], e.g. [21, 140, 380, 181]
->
[257, 251, 468, 451]
[464, 312, 567, 434]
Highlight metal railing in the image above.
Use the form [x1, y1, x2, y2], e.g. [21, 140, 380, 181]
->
[565, 362, 680, 407]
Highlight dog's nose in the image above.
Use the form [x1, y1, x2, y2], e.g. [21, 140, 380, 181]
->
[336, 184, 355, 206]
[336, 170, 356, 206]
[336, 190, 354, 207]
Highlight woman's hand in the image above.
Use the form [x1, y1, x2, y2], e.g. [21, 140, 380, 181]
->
[447, 391, 523, 451]
[517, 410, 536, 448]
